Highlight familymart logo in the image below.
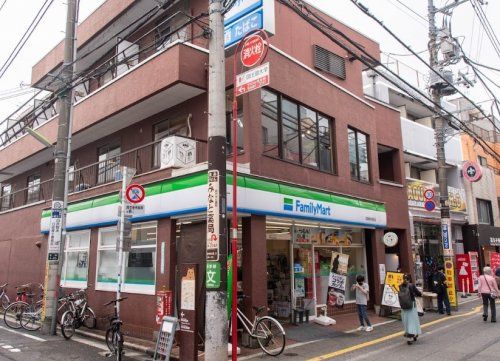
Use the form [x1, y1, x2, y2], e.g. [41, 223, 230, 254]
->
[283, 197, 332, 216]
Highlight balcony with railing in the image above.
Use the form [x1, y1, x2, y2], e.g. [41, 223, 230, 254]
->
[0, 13, 208, 177]
[0, 136, 207, 213]
[401, 117, 462, 166]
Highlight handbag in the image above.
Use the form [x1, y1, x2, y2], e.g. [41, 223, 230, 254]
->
[415, 297, 424, 317]
[484, 276, 497, 299]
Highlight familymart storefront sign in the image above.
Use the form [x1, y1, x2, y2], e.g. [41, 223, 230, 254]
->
[41, 172, 387, 232]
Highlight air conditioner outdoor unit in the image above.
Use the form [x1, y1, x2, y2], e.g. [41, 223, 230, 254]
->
[160, 136, 196, 169]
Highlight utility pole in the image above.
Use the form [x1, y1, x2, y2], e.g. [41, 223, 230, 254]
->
[428, 0, 461, 310]
[205, 0, 228, 359]
[42, 0, 78, 335]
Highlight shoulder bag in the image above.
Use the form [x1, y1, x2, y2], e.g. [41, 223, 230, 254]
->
[484, 276, 497, 299]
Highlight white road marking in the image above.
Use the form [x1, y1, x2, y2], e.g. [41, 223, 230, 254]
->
[2, 345, 13, 349]
[71, 335, 110, 351]
[0, 325, 46, 342]
[9, 349, 21, 353]
[237, 339, 322, 360]
[345, 319, 397, 334]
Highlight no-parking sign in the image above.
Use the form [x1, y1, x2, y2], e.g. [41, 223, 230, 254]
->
[126, 184, 145, 204]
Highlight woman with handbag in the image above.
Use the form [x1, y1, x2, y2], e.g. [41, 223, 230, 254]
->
[477, 266, 500, 323]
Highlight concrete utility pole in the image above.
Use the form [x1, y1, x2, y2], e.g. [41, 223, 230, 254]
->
[427, 0, 467, 310]
[42, 0, 78, 335]
[205, 0, 228, 359]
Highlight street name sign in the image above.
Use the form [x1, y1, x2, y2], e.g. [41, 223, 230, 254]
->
[235, 62, 269, 96]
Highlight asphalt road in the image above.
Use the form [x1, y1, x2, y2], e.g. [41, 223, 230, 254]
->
[0, 298, 496, 361]
[0, 325, 147, 361]
[240, 298, 498, 361]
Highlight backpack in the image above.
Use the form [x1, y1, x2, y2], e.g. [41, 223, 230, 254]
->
[398, 284, 413, 310]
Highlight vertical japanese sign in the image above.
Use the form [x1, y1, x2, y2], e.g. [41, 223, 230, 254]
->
[47, 200, 63, 261]
[441, 218, 453, 256]
[206, 170, 220, 261]
[444, 259, 457, 306]
[326, 252, 349, 307]
[179, 264, 197, 361]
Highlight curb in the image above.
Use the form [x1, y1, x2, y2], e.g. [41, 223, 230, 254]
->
[74, 328, 163, 358]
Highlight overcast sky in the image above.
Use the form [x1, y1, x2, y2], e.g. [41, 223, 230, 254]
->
[0, 0, 498, 123]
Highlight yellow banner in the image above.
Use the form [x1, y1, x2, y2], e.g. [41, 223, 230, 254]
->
[384, 271, 404, 292]
[444, 259, 457, 307]
[406, 179, 466, 213]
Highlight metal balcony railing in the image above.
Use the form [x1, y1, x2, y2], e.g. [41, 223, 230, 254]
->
[0, 18, 190, 149]
[0, 136, 207, 212]
[0, 179, 53, 212]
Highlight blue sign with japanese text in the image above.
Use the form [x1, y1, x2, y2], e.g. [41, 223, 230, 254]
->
[442, 223, 450, 249]
[224, 9, 263, 47]
[224, 0, 263, 25]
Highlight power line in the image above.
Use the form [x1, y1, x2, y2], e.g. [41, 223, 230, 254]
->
[470, 0, 500, 57]
[281, 0, 500, 162]
[392, 0, 429, 24]
[0, 0, 7, 14]
[349, 0, 500, 134]
[0, 0, 54, 80]
[465, 57, 500, 72]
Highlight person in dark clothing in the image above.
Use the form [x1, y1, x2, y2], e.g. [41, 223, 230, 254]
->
[434, 266, 451, 315]
[331, 255, 340, 274]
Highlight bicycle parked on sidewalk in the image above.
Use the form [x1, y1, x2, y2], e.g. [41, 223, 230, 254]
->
[3, 283, 44, 331]
[60, 288, 96, 339]
[104, 297, 127, 361]
[235, 295, 286, 356]
[0, 283, 9, 310]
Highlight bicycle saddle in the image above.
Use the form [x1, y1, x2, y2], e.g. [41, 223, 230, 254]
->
[253, 306, 265, 314]
[0, 283, 7, 288]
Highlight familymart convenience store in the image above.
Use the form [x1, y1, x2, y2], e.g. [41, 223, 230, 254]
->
[40, 172, 386, 322]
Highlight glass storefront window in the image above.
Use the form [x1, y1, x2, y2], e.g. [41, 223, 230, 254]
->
[96, 222, 157, 294]
[61, 230, 90, 288]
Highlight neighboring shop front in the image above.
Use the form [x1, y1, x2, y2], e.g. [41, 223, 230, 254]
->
[462, 224, 500, 269]
[406, 179, 467, 290]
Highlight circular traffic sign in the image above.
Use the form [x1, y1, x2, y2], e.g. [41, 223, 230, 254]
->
[240, 35, 266, 68]
[126, 184, 145, 204]
[423, 188, 435, 200]
[462, 161, 482, 182]
[424, 200, 436, 212]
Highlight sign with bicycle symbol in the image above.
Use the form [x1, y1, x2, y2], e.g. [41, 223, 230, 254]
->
[125, 184, 145, 204]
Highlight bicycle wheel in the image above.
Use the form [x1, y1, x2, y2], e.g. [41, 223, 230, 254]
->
[20, 306, 41, 331]
[61, 311, 76, 340]
[106, 327, 117, 352]
[1, 294, 10, 310]
[255, 316, 286, 356]
[57, 300, 69, 325]
[3, 301, 28, 329]
[82, 307, 96, 329]
[113, 330, 123, 361]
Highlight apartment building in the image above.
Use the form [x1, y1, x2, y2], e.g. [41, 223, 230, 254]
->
[363, 60, 467, 291]
[0, 0, 411, 339]
[453, 98, 500, 268]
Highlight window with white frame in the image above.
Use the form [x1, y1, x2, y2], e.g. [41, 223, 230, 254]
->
[61, 230, 91, 288]
[96, 222, 157, 294]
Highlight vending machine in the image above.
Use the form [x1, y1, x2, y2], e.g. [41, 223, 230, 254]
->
[469, 252, 480, 292]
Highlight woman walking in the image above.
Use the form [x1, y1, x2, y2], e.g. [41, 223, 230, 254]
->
[478, 266, 499, 322]
[398, 274, 422, 345]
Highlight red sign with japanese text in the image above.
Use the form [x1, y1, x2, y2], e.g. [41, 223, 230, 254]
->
[240, 34, 265, 67]
[490, 253, 500, 274]
[456, 254, 473, 293]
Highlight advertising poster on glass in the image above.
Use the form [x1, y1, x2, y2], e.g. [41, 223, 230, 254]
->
[327, 252, 349, 307]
